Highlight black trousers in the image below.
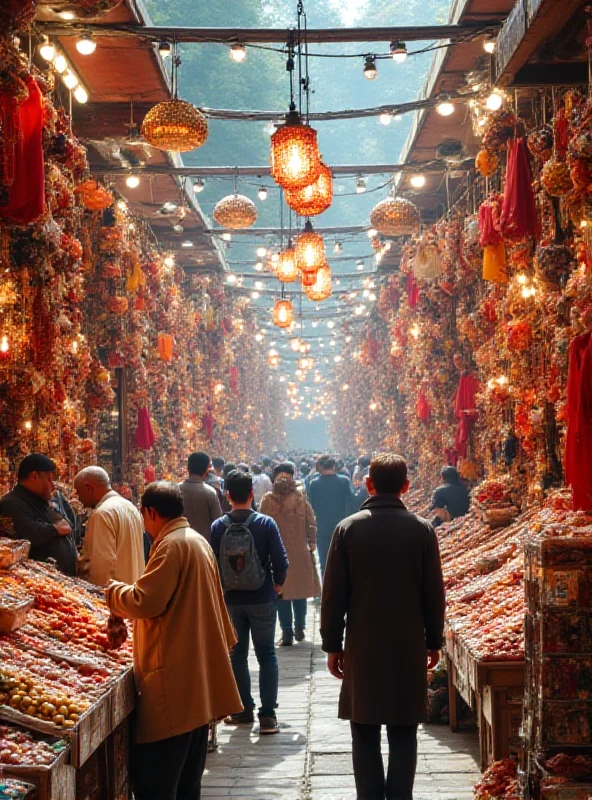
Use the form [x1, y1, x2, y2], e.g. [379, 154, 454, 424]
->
[350, 722, 418, 800]
[132, 724, 209, 800]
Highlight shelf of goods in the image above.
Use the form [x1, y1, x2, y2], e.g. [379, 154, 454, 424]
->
[0, 538, 134, 799]
[522, 520, 592, 800]
[440, 490, 592, 770]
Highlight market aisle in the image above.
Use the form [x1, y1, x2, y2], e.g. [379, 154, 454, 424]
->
[202, 603, 481, 799]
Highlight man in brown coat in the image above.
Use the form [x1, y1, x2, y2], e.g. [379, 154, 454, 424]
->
[106, 481, 242, 800]
[321, 453, 446, 800]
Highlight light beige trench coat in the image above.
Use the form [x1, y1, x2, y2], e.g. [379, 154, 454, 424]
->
[106, 517, 242, 743]
[260, 479, 321, 601]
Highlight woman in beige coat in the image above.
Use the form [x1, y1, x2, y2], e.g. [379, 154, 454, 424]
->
[260, 462, 321, 645]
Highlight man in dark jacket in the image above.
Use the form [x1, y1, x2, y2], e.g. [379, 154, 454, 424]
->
[179, 451, 223, 543]
[0, 454, 77, 574]
[321, 453, 446, 800]
[430, 466, 470, 527]
[211, 470, 288, 736]
[308, 455, 354, 576]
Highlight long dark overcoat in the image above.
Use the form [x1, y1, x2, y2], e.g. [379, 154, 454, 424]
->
[320, 495, 446, 726]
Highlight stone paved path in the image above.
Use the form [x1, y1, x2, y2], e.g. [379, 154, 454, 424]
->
[202, 604, 481, 799]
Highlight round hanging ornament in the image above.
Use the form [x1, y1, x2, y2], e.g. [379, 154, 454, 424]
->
[541, 157, 573, 197]
[527, 125, 554, 162]
[370, 196, 420, 237]
[475, 149, 499, 178]
[285, 162, 333, 216]
[213, 194, 257, 229]
[142, 99, 208, 152]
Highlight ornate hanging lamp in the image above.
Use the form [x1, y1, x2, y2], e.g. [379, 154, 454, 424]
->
[273, 298, 294, 328]
[142, 48, 208, 152]
[275, 243, 298, 282]
[370, 194, 420, 237]
[304, 263, 332, 301]
[271, 108, 321, 190]
[213, 194, 257, 229]
[268, 349, 280, 367]
[285, 161, 333, 216]
[295, 220, 325, 279]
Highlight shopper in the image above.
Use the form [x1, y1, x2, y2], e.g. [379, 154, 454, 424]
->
[211, 470, 288, 735]
[75, 466, 145, 586]
[260, 462, 320, 646]
[106, 481, 241, 800]
[0, 454, 76, 574]
[308, 455, 354, 576]
[430, 466, 470, 527]
[179, 452, 223, 543]
[251, 464, 272, 507]
[321, 453, 446, 800]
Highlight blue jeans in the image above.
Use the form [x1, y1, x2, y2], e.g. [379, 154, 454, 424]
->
[228, 601, 278, 718]
[278, 599, 307, 634]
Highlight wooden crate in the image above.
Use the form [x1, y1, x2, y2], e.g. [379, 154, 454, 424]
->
[477, 662, 525, 769]
[3, 746, 75, 800]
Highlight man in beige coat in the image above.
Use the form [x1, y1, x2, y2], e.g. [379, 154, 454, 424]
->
[106, 481, 242, 800]
[75, 467, 145, 586]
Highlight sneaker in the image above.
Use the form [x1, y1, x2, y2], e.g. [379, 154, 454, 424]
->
[278, 631, 294, 646]
[224, 710, 254, 726]
[294, 629, 305, 642]
[259, 715, 280, 735]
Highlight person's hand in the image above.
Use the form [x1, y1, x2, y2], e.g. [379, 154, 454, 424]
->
[427, 650, 440, 670]
[328, 651, 345, 680]
[274, 585, 284, 597]
[54, 519, 71, 536]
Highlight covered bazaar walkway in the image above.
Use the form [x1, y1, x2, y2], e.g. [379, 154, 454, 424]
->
[203, 604, 481, 799]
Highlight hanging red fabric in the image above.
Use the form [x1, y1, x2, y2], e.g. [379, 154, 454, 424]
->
[417, 389, 431, 422]
[565, 331, 592, 510]
[478, 199, 502, 247]
[500, 138, 537, 240]
[0, 76, 45, 225]
[135, 407, 155, 450]
[407, 273, 419, 308]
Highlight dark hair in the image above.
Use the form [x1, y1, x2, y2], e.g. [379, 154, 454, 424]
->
[223, 462, 237, 478]
[273, 462, 295, 481]
[369, 453, 408, 495]
[18, 454, 57, 481]
[300, 463, 311, 478]
[336, 459, 345, 472]
[251, 464, 262, 475]
[261, 457, 272, 467]
[359, 456, 371, 469]
[141, 481, 184, 519]
[237, 462, 250, 474]
[319, 455, 336, 471]
[187, 451, 210, 476]
[225, 470, 253, 504]
[441, 466, 460, 485]
[212, 457, 225, 471]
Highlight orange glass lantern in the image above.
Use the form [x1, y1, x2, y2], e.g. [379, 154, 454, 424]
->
[295, 221, 325, 278]
[270, 109, 321, 190]
[304, 264, 332, 301]
[273, 298, 294, 328]
[275, 245, 298, 283]
[268, 349, 280, 367]
[285, 162, 333, 217]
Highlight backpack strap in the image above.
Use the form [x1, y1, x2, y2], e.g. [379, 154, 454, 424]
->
[222, 514, 233, 529]
[243, 512, 258, 529]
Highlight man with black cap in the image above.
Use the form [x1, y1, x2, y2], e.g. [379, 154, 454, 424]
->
[0, 454, 77, 574]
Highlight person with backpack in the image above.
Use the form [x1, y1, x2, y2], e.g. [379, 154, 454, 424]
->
[211, 470, 289, 735]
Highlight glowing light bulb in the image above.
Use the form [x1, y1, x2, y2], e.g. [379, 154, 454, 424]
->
[367, 228, 377, 238]
[230, 43, 247, 62]
[258, 186, 268, 201]
[436, 99, 455, 117]
[410, 324, 420, 339]
[74, 86, 89, 104]
[164, 255, 175, 269]
[39, 40, 56, 62]
[410, 174, 426, 188]
[256, 246, 267, 258]
[24, 421, 32, 431]
[53, 54, 67, 74]
[364, 56, 378, 80]
[58, 9, 76, 20]
[327, 321, 335, 329]
[517, 274, 528, 285]
[193, 178, 205, 193]
[62, 69, 78, 90]
[0, 335, 9, 353]
[379, 113, 392, 126]
[356, 176, 366, 194]
[76, 35, 96, 56]
[251, 291, 261, 300]
[125, 175, 140, 189]
[486, 91, 503, 111]
[227, 274, 237, 284]
[483, 37, 496, 54]
[221, 233, 232, 242]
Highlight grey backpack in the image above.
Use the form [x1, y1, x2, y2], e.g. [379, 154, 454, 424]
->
[219, 513, 267, 591]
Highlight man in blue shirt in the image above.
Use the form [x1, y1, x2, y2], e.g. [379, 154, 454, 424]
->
[308, 456, 354, 577]
[211, 471, 288, 735]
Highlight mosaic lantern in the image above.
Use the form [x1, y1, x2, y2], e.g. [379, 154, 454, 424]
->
[270, 109, 321, 190]
[295, 221, 325, 276]
[304, 263, 332, 301]
[275, 245, 298, 283]
[213, 194, 257, 229]
[273, 299, 294, 328]
[142, 99, 209, 153]
[285, 162, 333, 217]
[370, 196, 420, 237]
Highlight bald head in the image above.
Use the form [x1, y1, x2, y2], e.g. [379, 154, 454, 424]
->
[74, 466, 112, 509]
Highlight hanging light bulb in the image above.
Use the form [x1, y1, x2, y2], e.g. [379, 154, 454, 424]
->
[390, 40, 408, 64]
[74, 86, 89, 104]
[58, 9, 76, 19]
[379, 113, 392, 126]
[125, 174, 141, 189]
[62, 70, 79, 90]
[230, 43, 247, 62]
[363, 55, 378, 80]
[221, 232, 232, 242]
[0, 335, 9, 354]
[39, 38, 56, 62]
[191, 178, 205, 194]
[158, 41, 172, 58]
[410, 174, 426, 188]
[256, 246, 268, 258]
[486, 90, 503, 111]
[76, 33, 96, 55]
[53, 54, 68, 74]
[258, 186, 268, 201]
[436, 95, 455, 116]
[273, 299, 294, 329]
[333, 242, 343, 255]
[356, 261, 364, 271]
[173, 223, 184, 233]
[356, 175, 366, 194]
[483, 36, 497, 54]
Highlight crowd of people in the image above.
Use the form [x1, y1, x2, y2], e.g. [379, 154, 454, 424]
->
[0, 449, 472, 800]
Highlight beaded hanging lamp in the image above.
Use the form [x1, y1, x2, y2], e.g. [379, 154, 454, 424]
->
[275, 243, 298, 282]
[273, 298, 294, 328]
[295, 220, 325, 278]
[304, 263, 332, 301]
[370, 195, 420, 237]
[213, 194, 257, 229]
[142, 49, 208, 153]
[285, 162, 333, 216]
[270, 108, 321, 190]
